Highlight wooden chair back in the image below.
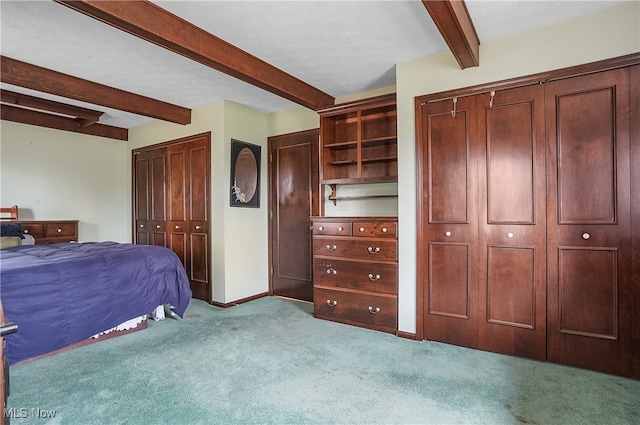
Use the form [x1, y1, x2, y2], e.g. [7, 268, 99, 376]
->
[0, 205, 19, 221]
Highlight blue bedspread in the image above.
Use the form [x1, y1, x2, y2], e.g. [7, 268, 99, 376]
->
[0, 242, 192, 364]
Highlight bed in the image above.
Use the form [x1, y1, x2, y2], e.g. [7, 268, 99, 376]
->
[0, 241, 192, 365]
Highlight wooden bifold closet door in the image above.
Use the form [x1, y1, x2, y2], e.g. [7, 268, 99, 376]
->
[417, 62, 638, 377]
[419, 84, 547, 360]
[134, 146, 168, 247]
[545, 68, 634, 376]
[133, 133, 211, 302]
[166, 136, 211, 302]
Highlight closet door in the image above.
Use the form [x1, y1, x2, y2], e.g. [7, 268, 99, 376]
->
[167, 135, 211, 302]
[546, 68, 633, 376]
[134, 147, 167, 247]
[630, 65, 640, 380]
[477, 85, 547, 360]
[420, 95, 480, 348]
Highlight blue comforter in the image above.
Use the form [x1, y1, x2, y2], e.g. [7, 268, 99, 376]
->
[0, 242, 192, 364]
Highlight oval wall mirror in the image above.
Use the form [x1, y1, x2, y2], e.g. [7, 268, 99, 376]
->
[230, 139, 261, 208]
[233, 147, 258, 203]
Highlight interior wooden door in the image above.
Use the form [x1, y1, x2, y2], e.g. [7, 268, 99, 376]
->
[268, 129, 319, 302]
[630, 65, 640, 380]
[419, 95, 480, 348]
[167, 134, 211, 302]
[546, 68, 634, 377]
[133, 146, 167, 247]
[476, 85, 547, 360]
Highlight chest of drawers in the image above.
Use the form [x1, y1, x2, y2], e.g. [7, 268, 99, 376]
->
[16, 220, 79, 244]
[311, 217, 398, 333]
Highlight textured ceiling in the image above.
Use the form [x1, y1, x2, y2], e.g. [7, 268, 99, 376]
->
[0, 0, 627, 129]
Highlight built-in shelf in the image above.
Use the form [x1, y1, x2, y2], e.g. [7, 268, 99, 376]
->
[319, 93, 397, 185]
[326, 184, 398, 205]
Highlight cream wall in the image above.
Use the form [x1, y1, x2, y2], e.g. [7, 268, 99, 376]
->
[0, 121, 129, 242]
[267, 105, 319, 137]
[395, 2, 640, 334]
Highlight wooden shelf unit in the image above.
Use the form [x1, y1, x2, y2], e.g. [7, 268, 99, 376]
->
[319, 94, 397, 185]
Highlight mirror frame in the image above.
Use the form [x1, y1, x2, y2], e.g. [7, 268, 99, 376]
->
[230, 139, 261, 208]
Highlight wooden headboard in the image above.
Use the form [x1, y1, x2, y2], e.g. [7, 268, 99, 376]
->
[0, 206, 18, 221]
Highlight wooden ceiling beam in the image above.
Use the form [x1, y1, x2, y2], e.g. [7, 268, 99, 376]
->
[54, 0, 335, 111]
[0, 56, 191, 125]
[1, 89, 103, 127]
[1, 104, 128, 141]
[422, 0, 480, 69]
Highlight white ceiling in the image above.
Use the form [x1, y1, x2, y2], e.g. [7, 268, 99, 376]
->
[0, 0, 626, 129]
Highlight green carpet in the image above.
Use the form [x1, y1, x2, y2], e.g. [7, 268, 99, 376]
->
[7, 297, 640, 424]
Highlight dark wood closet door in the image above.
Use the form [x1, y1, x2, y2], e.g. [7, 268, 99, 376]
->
[476, 85, 547, 360]
[167, 135, 211, 302]
[420, 96, 479, 348]
[133, 147, 167, 247]
[631, 65, 640, 380]
[546, 68, 634, 376]
[268, 129, 319, 302]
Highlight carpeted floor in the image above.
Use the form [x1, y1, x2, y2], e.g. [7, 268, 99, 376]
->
[7, 296, 640, 424]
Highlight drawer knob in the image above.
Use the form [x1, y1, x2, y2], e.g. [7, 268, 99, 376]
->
[582, 232, 590, 240]
[326, 300, 338, 307]
[318, 226, 324, 231]
[23, 229, 29, 234]
[140, 224, 144, 228]
[326, 268, 337, 275]
[445, 231, 452, 237]
[326, 244, 337, 251]
[359, 227, 365, 232]
[382, 227, 388, 233]
[175, 225, 180, 229]
[367, 246, 381, 254]
[57, 228, 62, 233]
[195, 225, 202, 230]
[507, 232, 514, 238]
[368, 306, 381, 314]
[156, 225, 161, 229]
[338, 226, 343, 232]
[368, 273, 381, 281]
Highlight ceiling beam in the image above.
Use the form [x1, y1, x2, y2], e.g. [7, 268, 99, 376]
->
[1, 89, 103, 127]
[1, 56, 191, 125]
[1, 104, 128, 141]
[54, 0, 335, 111]
[422, 0, 480, 69]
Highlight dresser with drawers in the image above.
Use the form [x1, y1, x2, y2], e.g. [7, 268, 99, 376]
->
[17, 220, 79, 244]
[311, 216, 398, 333]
